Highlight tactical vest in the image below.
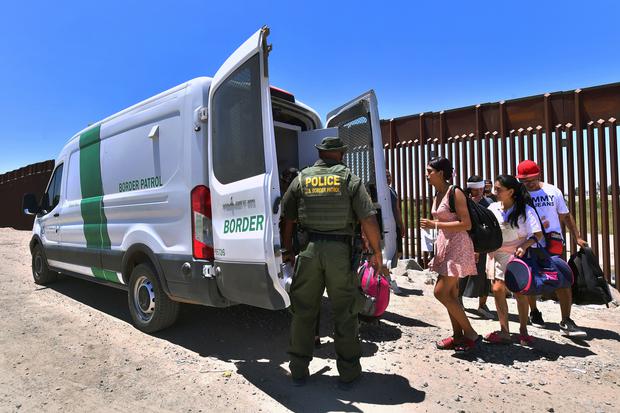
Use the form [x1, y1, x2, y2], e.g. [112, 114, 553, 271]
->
[298, 164, 354, 233]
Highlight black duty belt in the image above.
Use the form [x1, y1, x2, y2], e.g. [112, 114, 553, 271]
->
[308, 232, 352, 243]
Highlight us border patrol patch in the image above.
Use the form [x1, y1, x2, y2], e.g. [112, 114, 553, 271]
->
[301, 174, 343, 197]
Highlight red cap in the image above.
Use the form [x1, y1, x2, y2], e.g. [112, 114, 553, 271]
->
[516, 160, 541, 179]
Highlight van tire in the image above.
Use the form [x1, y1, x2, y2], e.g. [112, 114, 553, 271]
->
[128, 263, 179, 333]
[32, 244, 58, 285]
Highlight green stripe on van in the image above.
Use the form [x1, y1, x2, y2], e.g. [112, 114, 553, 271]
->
[79, 125, 115, 281]
[92, 267, 120, 283]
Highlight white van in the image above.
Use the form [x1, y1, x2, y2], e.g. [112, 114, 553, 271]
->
[23, 27, 396, 332]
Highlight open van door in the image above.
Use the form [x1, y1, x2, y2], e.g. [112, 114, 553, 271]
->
[207, 27, 289, 310]
[326, 91, 397, 267]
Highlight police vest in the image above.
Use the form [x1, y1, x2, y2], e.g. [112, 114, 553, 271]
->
[298, 164, 354, 233]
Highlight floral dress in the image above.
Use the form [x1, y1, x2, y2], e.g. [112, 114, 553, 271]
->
[428, 187, 477, 278]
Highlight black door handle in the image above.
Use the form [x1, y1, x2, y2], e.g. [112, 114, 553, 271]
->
[272, 196, 281, 214]
[53, 213, 59, 217]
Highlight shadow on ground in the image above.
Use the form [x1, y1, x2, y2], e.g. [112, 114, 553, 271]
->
[235, 361, 425, 412]
[46, 274, 426, 409]
[452, 334, 596, 365]
[392, 286, 423, 297]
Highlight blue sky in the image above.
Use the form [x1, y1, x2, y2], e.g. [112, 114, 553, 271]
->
[0, 0, 618, 173]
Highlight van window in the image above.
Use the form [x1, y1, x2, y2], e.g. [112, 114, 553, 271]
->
[44, 163, 64, 212]
[66, 150, 81, 201]
[212, 54, 265, 184]
[339, 115, 375, 185]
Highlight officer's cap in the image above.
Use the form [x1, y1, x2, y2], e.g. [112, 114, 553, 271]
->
[315, 137, 348, 152]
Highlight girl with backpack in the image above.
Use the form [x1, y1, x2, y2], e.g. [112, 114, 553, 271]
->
[420, 157, 481, 352]
[484, 175, 543, 345]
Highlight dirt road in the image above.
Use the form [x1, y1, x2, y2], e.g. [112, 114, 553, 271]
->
[1, 228, 619, 412]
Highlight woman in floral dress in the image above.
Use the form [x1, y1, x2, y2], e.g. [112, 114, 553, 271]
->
[420, 157, 481, 352]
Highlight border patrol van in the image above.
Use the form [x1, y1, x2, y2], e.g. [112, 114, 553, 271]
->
[23, 27, 396, 333]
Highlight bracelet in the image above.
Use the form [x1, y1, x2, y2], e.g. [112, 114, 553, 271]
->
[434, 221, 438, 232]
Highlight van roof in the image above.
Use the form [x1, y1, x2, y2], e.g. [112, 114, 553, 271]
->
[65, 76, 321, 145]
[66, 77, 213, 145]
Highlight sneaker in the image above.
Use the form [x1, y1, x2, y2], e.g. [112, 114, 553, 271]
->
[477, 305, 495, 320]
[559, 318, 587, 338]
[529, 309, 545, 328]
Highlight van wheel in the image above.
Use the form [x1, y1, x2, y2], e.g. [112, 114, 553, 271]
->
[32, 244, 57, 285]
[128, 263, 179, 333]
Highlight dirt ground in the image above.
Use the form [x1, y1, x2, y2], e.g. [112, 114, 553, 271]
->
[1, 227, 619, 413]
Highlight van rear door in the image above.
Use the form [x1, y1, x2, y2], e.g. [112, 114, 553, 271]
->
[207, 27, 289, 310]
[326, 90, 397, 267]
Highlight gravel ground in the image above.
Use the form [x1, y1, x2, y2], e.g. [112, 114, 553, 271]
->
[1, 227, 619, 412]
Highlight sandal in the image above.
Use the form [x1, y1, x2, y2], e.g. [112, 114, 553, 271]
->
[519, 333, 534, 346]
[454, 335, 482, 353]
[436, 336, 457, 350]
[483, 331, 512, 345]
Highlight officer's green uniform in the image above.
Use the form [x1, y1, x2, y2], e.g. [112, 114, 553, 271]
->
[281, 137, 376, 382]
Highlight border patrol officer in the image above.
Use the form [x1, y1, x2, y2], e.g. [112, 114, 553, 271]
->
[281, 136, 386, 386]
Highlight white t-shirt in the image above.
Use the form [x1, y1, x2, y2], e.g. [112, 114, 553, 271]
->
[488, 202, 542, 243]
[528, 183, 569, 234]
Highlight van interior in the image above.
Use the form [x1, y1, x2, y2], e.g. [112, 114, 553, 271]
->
[270, 93, 383, 238]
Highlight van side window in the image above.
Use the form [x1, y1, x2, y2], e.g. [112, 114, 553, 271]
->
[211, 54, 265, 184]
[43, 164, 64, 212]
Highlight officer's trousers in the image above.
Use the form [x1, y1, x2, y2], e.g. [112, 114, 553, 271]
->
[288, 239, 361, 382]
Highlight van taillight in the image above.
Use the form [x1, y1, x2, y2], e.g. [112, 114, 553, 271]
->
[191, 185, 214, 260]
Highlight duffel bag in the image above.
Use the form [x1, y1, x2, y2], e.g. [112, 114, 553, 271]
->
[505, 247, 573, 295]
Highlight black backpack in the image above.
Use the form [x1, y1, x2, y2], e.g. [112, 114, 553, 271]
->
[568, 247, 613, 306]
[448, 186, 503, 253]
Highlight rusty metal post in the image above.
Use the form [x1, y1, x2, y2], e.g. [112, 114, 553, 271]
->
[608, 118, 620, 290]
[400, 141, 410, 259]
[419, 119, 430, 266]
[518, 128, 525, 163]
[398, 142, 406, 259]
[554, 124, 565, 192]
[407, 140, 414, 259]
[454, 135, 461, 185]
[492, 131, 500, 179]
[500, 101, 508, 175]
[587, 121, 599, 257]
[527, 126, 534, 161]
[477, 113, 484, 176]
[596, 119, 611, 281]
[575, 90, 588, 241]
[427, 137, 435, 218]
[544, 94, 554, 185]
[446, 136, 454, 169]
[395, 141, 403, 199]
[389, 120, 396, 181]
[460, 134, 468, 187]
[473, 106, 480, 177]
[509, 129, 517, 175]
[535, 125, 544, 177]
[468, 133, 476, 179]
[413, 140, 422, 265]
[565, 123, 577, 254]
[484, 131, 492, 180]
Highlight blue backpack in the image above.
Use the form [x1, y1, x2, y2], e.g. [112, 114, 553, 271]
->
[505, 246, 573, 295]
